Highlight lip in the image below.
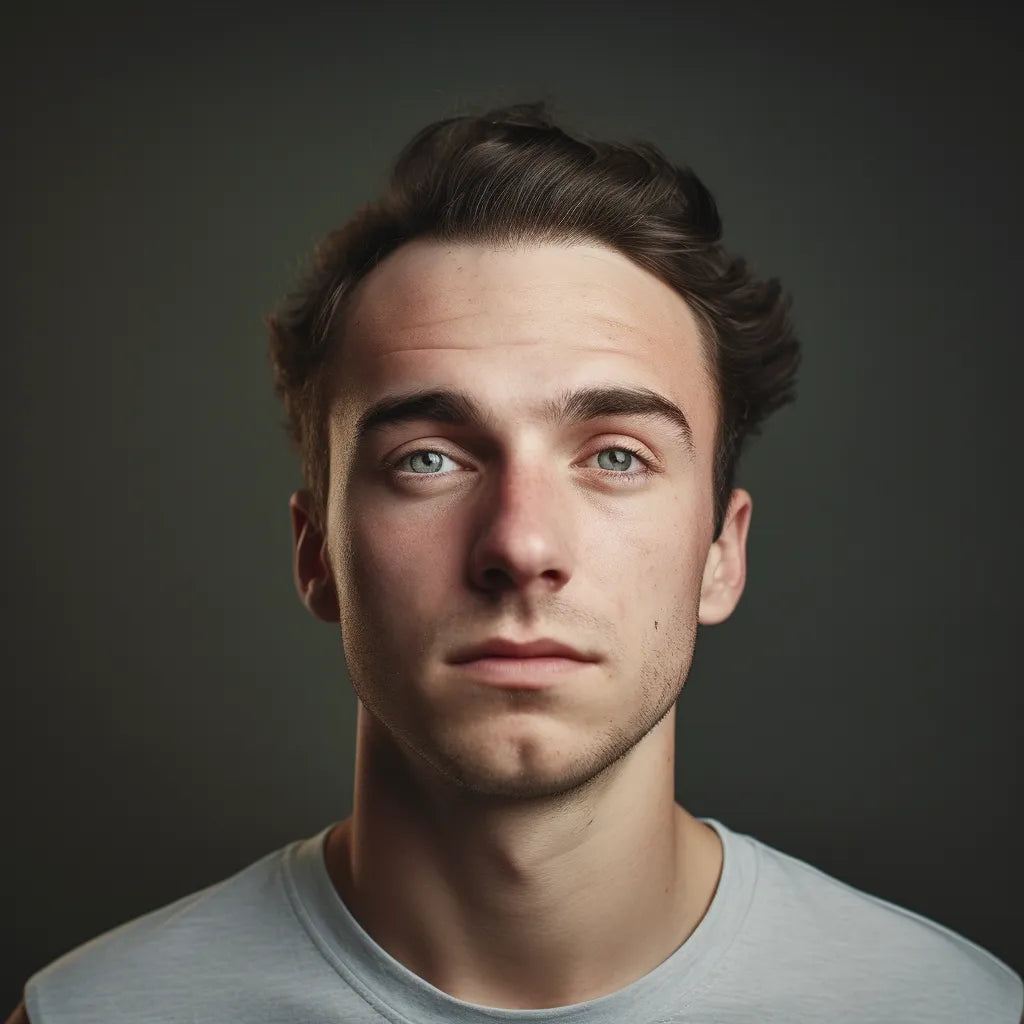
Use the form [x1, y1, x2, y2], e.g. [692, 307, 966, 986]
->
[452, 655, 595, 689]
[449, 637, 597, 664]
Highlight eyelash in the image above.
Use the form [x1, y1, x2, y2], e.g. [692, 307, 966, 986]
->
[390, 443, 655, 483]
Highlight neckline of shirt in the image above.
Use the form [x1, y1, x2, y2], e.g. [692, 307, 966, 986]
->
[282, 816, 759, 1023]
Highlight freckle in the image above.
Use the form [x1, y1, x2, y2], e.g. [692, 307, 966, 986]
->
[654, 620, 658, 630]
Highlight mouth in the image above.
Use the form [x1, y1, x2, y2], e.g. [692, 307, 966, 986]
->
[449, 636, 598, 664]
[447, 635, 601, 689]
[450, 655, 596, 689]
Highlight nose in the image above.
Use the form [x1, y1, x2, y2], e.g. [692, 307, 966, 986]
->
[466, 455, 573, 597]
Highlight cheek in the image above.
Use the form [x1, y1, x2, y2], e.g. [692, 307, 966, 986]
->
[338, 499, 453, 632]
[595, 503, 703, 609]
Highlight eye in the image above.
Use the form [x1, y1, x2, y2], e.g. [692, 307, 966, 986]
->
[389, 443, 656, 482]
[395, 449, 461, 475]
[587, 444, 654, 481]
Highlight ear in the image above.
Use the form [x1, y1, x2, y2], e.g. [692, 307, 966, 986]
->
[698, 488, 752, 626]
[289, 489, 341, 624]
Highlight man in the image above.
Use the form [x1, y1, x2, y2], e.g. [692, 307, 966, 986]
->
[13, 101, 1022, 1022]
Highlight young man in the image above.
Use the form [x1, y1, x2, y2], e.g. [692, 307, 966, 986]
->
[14, 102, 1022, 1022]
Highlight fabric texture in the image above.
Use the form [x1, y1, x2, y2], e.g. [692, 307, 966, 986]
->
[25, 818, 1023, 1023]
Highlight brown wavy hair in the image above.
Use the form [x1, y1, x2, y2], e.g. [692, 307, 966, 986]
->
[267, 100, 801, 541]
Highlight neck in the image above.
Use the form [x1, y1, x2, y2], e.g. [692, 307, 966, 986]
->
[324, 701, 723, 1011]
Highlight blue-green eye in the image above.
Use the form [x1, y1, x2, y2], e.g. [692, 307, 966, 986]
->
[596, 447, 638, 472]
[401, 450, 454, 474]
[392, 445, 653, 481]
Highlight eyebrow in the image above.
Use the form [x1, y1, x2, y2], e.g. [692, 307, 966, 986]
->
[352, 383, 696, 457]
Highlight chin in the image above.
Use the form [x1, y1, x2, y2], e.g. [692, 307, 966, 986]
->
[435, 762, 605, 802]
[425, 726, 628, 802]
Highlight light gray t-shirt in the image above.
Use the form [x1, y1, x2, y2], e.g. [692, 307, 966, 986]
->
[25, 818, 1023, 1023]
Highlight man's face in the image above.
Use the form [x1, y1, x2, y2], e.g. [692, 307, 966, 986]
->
[312, 239, 742, 800]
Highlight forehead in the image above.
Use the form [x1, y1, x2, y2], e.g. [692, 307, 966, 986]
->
[334, 239, 716, 445]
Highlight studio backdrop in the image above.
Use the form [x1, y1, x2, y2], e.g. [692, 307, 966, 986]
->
[3, 1, 1021, 1011]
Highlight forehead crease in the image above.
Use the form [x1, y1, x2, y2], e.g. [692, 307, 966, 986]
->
[383, 307, 487, 334]
[355, 257, 670, 328]
[356, 311, 667, 361]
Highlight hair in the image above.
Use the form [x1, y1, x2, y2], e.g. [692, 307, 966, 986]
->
[267, 100, 801, 542]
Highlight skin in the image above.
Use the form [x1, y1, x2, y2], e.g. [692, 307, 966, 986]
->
[289, 238, 752, 1010]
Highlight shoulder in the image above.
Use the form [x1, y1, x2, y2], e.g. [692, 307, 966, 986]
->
[737, 828, 1023, 1022]
[23, 842, 299, 1024]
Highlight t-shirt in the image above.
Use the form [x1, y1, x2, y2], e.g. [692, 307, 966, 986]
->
[24, 818, 1023, 1023]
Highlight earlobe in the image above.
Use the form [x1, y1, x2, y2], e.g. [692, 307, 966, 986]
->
[289, 490, 341, 624]
[697, 488, 752, 626]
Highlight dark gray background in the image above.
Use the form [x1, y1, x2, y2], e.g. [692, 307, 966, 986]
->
[4, 0, 1022, 1011]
